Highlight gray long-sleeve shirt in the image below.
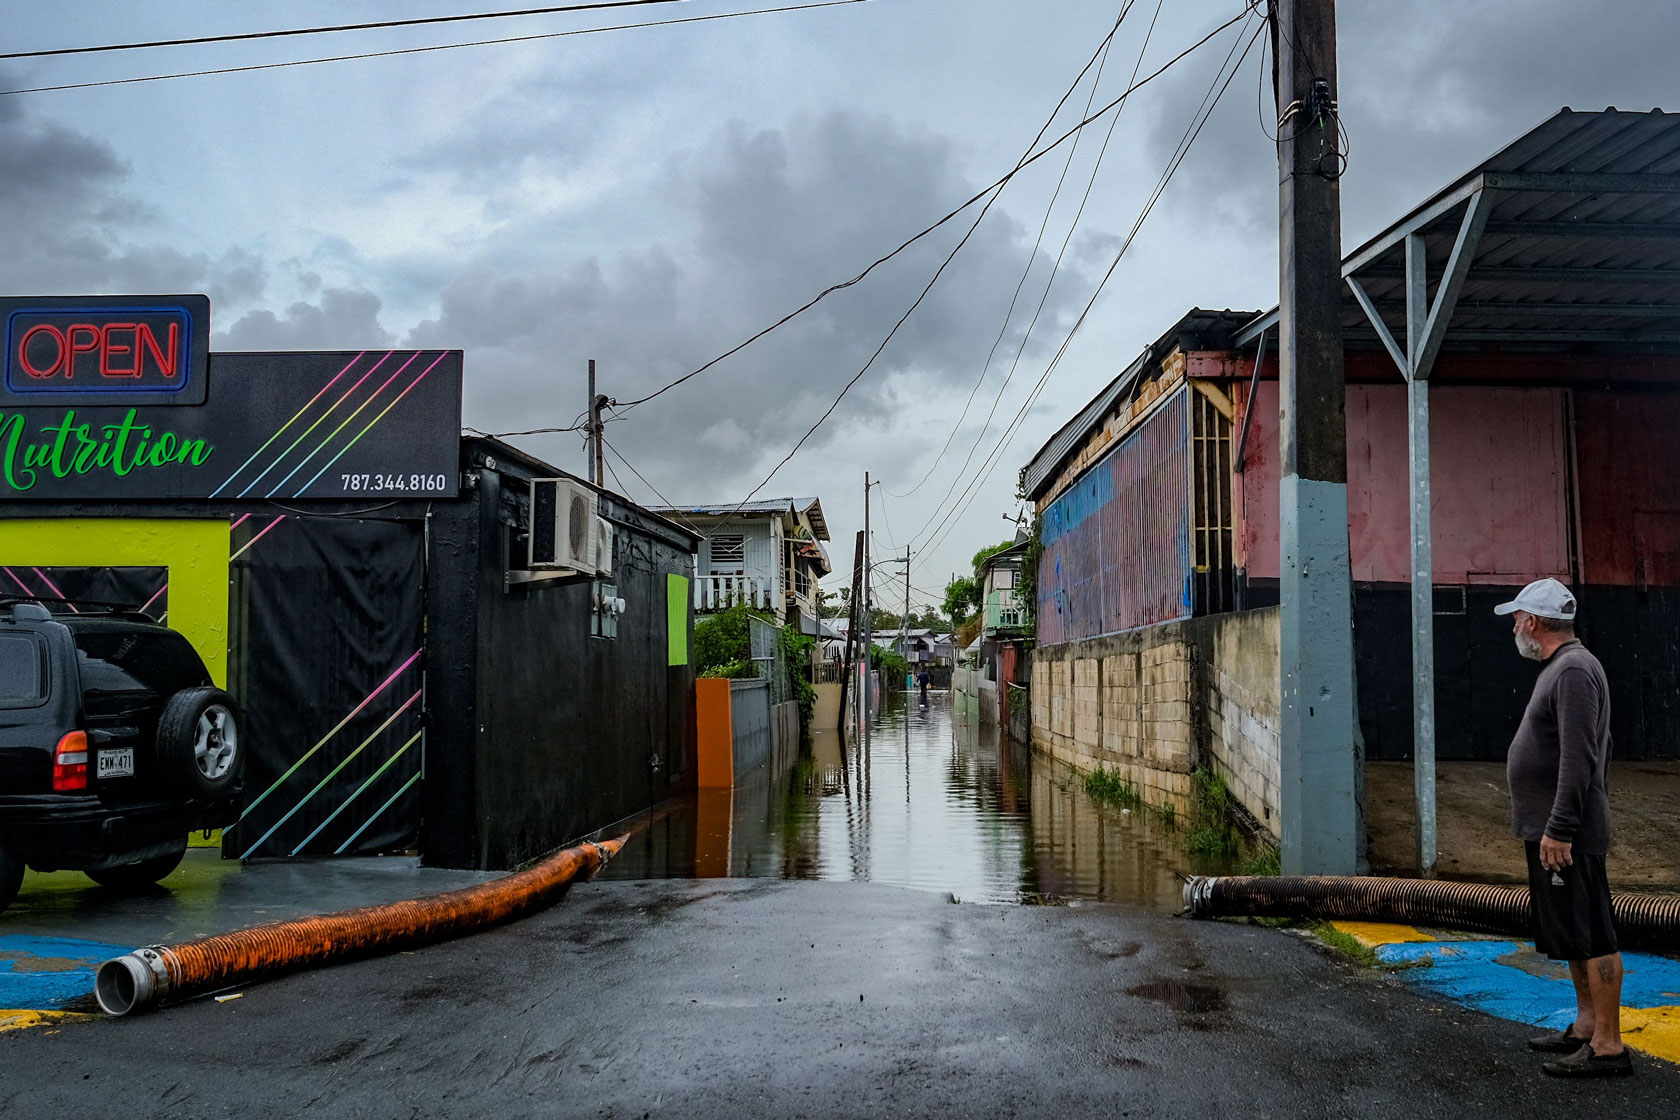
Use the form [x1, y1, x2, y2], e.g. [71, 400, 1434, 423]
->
[1506, 640, 1613, 853]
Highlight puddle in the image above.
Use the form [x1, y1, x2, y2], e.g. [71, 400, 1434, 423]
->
[603, 694, 1241, 908]
[1127, 979, 1228, 1014]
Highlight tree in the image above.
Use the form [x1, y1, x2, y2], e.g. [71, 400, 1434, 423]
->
[943, 575, 980, 626]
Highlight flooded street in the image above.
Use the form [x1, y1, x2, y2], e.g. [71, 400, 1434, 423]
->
[604, 692, 1237, 907]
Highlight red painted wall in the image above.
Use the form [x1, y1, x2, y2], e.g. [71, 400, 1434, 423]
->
[1235, 381, 1571, 584]
[1575, 390, 1680, 587]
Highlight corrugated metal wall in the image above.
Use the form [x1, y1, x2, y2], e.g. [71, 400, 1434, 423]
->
[1036, 388, 1191, 647]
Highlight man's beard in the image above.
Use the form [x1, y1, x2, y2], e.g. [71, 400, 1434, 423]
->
[1515, 631, 1545, 661]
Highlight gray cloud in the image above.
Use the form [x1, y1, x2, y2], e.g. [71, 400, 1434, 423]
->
[406, 109, 1096, 502]
[214, 288, 395, 350]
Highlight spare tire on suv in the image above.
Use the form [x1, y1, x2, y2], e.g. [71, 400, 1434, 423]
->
[156, 687, 243, 797]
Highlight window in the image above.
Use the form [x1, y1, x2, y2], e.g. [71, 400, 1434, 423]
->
[998, 608, 1023, 628]
[992, 567, 1016, 590]
[0, 633, 47, 707]
[72, 629, 211, 700]
[709, 534, 745, 567]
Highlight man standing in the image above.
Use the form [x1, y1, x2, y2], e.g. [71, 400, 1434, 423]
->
[917, 668, 931, 705]
[1497, 578, 1630, 1077]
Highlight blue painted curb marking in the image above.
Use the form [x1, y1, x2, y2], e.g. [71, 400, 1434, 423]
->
[1377, 940, 1680, 1029]
[0, 935, 135, 1009]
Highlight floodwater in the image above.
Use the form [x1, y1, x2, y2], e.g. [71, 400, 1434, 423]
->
[602, 692, 1240, 909]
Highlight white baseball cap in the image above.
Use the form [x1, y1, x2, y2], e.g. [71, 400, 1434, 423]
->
[1493, 577, 1577, 621]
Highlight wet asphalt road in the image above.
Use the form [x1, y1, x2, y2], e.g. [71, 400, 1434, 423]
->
[3, 877, 1677, 1118]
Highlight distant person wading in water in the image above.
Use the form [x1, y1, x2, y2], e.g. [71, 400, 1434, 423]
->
[917, 669, 931, 704]
[1496, 578, 1630, 1078]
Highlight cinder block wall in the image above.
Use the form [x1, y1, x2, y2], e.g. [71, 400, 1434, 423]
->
[1029, 607, 1280, 835]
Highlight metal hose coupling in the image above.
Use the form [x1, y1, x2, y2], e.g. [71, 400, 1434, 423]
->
[95, 946, 177, 1017]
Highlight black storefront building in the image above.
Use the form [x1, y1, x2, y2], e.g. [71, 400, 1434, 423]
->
[0, 295, 698, 869]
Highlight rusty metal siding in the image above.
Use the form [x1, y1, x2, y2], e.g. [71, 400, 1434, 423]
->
[1037, 388, 1190, 646]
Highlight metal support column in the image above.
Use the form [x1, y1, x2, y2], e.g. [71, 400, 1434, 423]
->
[1404, 233, 1437, 873]
[1275, 0, 1359, 875]
[1347, 188, 1488, 874]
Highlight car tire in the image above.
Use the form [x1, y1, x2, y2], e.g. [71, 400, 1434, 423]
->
[0, 834, 22, 916]
[157, 687, 243, 797]
[84, 837, 188, 892]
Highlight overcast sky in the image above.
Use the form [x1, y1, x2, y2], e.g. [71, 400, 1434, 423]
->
[6, 0, 1678, 608]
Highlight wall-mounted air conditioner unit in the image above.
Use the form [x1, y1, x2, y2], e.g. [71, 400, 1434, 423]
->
[529, 478, 597, 571]
[594, 517, 615, 576]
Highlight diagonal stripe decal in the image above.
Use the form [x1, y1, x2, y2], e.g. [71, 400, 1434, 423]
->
[236, 351, 394, 498]
[296, 352, 450, 497]
[228, 515, 286, 563]
[290, 725, 424, 857]
[236, 648, 423, 822]
[209, 351, 367, 498]
[335, 765, 423, 856]
[244, 689, 423, 859]
[137, 581, 168, 616]
[265, 351, 423, 498]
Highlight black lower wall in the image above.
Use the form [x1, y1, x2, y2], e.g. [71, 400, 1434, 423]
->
[423, 461, 697, 870]
[1237, 578, 1677, 762]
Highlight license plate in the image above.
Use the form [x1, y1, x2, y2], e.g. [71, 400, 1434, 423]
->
[97, 748, 135, 779]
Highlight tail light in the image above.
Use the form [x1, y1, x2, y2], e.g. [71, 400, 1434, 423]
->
[53, 730, 88, 792]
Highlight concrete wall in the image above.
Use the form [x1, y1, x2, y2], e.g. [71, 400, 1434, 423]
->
[1030, 606, 1280, 834]
[952, 667, 997, 724]
[730, 678, 772, 778]
[811, 681, 842, 731]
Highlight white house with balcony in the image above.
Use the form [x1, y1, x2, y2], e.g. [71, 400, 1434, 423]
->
[649, 497, 832, 634]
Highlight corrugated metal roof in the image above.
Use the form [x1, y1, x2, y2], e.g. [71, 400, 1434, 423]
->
[646, 495, 829, 540]
[1235, 108, 1680, 349]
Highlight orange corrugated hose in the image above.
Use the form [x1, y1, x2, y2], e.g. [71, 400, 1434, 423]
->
[96, 836, 624, 1016]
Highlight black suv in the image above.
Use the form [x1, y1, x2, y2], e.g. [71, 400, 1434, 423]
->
[0, 600, 243, 915]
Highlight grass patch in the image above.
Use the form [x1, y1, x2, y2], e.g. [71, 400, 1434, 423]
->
[1185, 768, 1241, 857]
[1237, 843, 1281, 876]
[1083, 766, 1177, 827]
[1310, 922, 1381, 969]
[1084, 766, 1143, 810]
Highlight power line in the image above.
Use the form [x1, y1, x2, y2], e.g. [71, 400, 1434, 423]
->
[607, 5, 1250, 414]
[599, 435, 708, 537]
[892, 0, 1161, 515]
[0, 2, 681, 60]
[0, 1, 869, 97]
[918, 16, 1263, 563]
[697, 9, 1251, 533]
[886, 0, 1142, 502]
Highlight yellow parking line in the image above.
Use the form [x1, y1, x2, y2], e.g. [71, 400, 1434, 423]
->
[0, 1008, 96, 1034]
[1330, 921, 1435, 949]
[1621, 1005, 1680, 1065]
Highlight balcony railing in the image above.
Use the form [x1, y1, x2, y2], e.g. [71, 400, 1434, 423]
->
[696, 575, 774, 613]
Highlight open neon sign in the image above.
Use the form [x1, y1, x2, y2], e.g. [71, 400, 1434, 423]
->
[6, 308, 193, 394]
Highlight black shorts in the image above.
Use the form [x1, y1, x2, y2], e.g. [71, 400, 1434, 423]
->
[1524, 841, 1619, 961]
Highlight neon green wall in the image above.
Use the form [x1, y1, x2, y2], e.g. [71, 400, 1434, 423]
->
[0, 519, 230, 686]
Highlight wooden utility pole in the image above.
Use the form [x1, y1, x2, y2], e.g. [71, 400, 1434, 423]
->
[586, 359, 599, 484]
[838, 531, 865, 733]
[1274, 0, 1359, 874]
[861, 472, 873, 731]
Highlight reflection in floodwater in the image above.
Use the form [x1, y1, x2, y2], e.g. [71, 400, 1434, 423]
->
[603, 693, 1240, 909]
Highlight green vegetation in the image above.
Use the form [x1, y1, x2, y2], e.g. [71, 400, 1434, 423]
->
[1082, 765, 1177, 827]
[694, 603, 819, 732]
[1186, 768, 1242, 858]
[868, 643, 910, 686]
[1310, 922, 1380, 969]
[1238, 844, 1281, 876]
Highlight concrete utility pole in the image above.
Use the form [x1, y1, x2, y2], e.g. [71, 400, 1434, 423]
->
[1273, 0, 1360, 874]
[902, 546, 911, 665]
